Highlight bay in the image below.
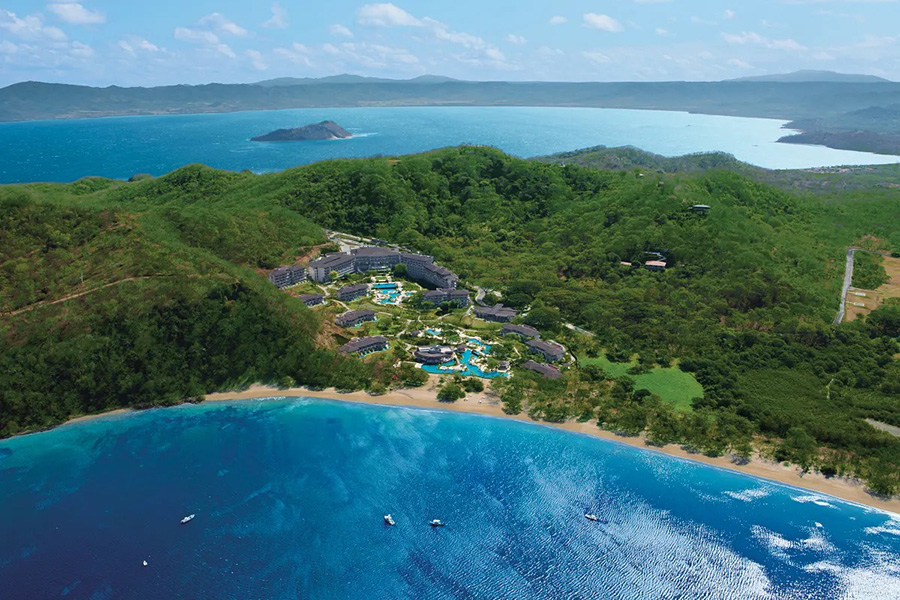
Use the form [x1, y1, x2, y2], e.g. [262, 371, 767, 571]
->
[1, 398, 898, 599]
[1, 106, 898, 184]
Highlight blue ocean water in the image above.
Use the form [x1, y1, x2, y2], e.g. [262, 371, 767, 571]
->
[1, 399, 898, 599]
[1, 106, 898, 184]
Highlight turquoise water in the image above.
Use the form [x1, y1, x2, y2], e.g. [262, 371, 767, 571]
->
[2, 106, 898, 183]
[1, 398, 898, 599]
[378, 292, 401, 304]
[373, 283, 398, 290]
[421, 340, 509, 379]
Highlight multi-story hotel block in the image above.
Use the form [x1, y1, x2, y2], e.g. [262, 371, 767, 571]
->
[526, 339, 566, 363]
[307, 246, 460, 288]
[339, 336, 389, 355]
[299, 293, 325, 307]
[338, 283, 369, 302]
[473, 304, 518, 322]
[335, 309, 377, 328]
[268, 265, 307, 289]
[422, 288, 470, 308]
[500, 324, 541, 340]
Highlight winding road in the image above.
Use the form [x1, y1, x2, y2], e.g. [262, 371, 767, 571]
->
[835, 248, 856, 326]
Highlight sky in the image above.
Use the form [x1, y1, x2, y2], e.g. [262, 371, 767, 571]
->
[0, 0, 898, 87]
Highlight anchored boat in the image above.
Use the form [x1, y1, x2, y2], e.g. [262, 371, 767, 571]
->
[180, 514, 195, 524]
[384, 514, 396, 526]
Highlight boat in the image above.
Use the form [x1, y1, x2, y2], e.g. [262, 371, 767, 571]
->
[180, 514, 195, 524]
[142, 560, 148, 567]
[429, 519, 445, 527]
[584, 514, 600, 522]
[384, 514, 396, 526]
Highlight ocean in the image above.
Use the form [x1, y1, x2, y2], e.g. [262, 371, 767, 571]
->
[1, 398, 898, 599]
[1, 106, 898, 184]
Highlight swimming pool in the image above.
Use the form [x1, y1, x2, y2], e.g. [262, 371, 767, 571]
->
[373, 283, 399, 290]
[420, 340, 509, 379]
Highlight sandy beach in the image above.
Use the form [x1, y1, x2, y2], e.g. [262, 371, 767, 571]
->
[53, 379, 900, 514]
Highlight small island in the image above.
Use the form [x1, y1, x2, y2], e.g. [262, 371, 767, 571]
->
[251, 120, 353, 142]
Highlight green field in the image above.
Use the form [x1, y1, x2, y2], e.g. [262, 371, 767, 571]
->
[579, 354, 703, 411]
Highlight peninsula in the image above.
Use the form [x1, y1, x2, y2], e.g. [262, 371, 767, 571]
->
[251, 120, 352, 142]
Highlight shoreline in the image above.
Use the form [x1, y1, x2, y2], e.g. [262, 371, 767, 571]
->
[43, 382, 900, 515]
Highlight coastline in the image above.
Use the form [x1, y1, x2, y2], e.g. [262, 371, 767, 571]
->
[50, 381, 900, 514]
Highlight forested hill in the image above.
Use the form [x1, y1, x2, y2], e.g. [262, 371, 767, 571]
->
[2, 146, 900, 493]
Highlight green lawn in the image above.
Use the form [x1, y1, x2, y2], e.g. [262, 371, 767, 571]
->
[579, 354, 703, 412]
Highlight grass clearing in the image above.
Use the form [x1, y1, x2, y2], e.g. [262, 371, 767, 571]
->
[579, 354, 703, 412]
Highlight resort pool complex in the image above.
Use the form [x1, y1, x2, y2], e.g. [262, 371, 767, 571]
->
[421, 339, 508, 379]
[378, 292, 401, 304]
[373, 283, 398, 290]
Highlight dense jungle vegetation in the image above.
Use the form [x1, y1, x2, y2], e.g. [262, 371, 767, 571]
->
[2, 146, 899, 494]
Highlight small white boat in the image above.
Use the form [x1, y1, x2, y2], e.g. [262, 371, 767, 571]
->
[180, 514, 195, 524]
[429, 519, 445, 527]
[584, 514, 600, 522]
[142, 560, 148, 567]
[384, 514, 396, 526]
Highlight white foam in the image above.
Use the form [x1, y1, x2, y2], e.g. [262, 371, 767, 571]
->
[792, 494, 838, 509]
[725, 488, 772, 502]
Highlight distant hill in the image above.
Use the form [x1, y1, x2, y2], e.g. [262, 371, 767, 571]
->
[254, 74, 461, 87]
[728, 70, 891, 84]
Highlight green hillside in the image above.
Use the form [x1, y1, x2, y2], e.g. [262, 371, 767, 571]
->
[2, 146, 899, 494]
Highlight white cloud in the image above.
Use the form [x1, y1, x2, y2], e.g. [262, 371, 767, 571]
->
[583, 13, 623, 32]
[549, 16, 567, 25]
[722, 31, 808, 51]
[70, 40, 93, 57]
[245, 49, 267, 70]
[656, 27, 669, 35]
[0, 10, 67, 41]
[724, 9, 736, 19]
[329, 23, 354, 38]
[216, 44, 236, 59]
[583, 51, 612, 64]
[505, 34, 526, 45]
[274, 43, 314, 67]
[47, 2, 105, 25]
[356, 3, 422, 27]
[174, 27, 219, 45]
[263, 3, 288, 29]
[199, 13, 248, 37]
[728, 58, 752, 68]
[119, 36, 160, 56]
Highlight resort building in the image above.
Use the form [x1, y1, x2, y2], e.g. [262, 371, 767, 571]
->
[306, 246, 461, 288]
[473, 304, 518, 323]
[268, 265, 307, 289]
[299, 293, 325, 308]
[400, 252, 434, 281]
[526, 339, 566, 363]
[413, 345, 455, 365]
[350, 247, 401, 272]
[501, 324, 541, 340]
[339, 336, 389, 356]
[689, 204, 711, 214]
[308, 252, 356, 282]
[422, 288, 470, 308]
[644, 260, 667, 272]
[338, 283, 369, 302]
[522, 360, 563, 380]
[422, 263, 459, 289]
[335, 309, 376, 328]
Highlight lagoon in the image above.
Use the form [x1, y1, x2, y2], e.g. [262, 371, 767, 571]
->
[1, 398, 898, 599]
[1, 106, 898, 184]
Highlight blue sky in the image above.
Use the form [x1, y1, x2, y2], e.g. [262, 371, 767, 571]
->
[0, 1, 898, 86]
